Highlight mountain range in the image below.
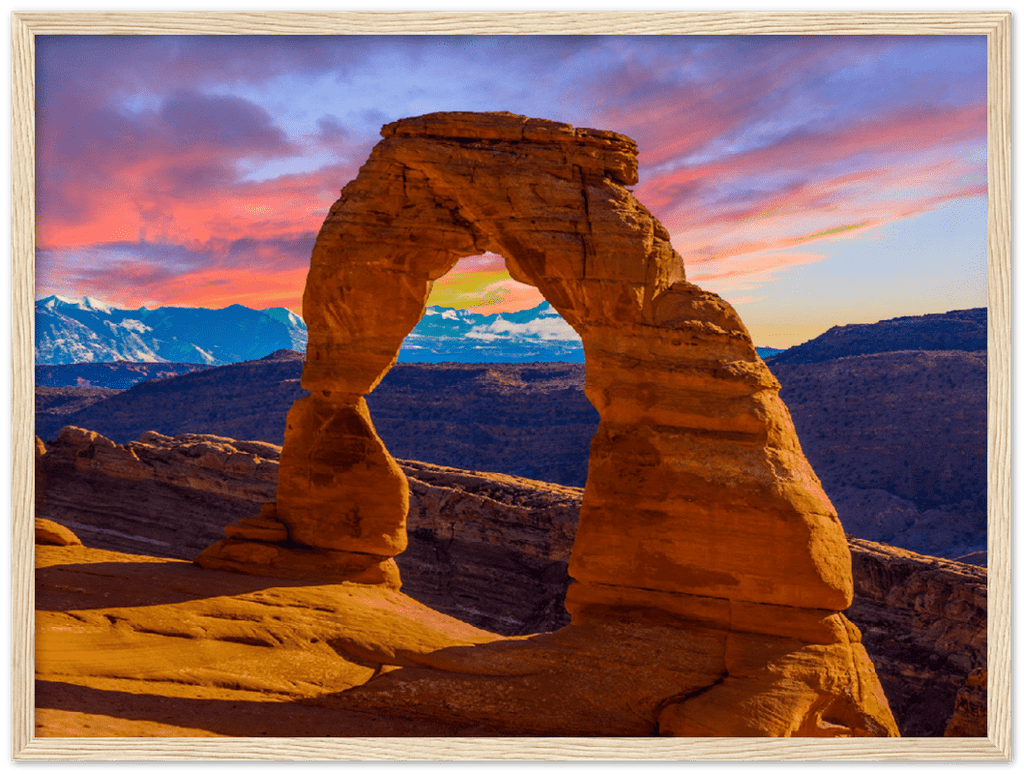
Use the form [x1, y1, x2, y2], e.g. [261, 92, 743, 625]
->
[36, 295, 307, 366]
[35, 295, 783, 367]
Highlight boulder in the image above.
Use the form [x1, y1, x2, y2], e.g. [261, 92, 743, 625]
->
[35, 518, 81, 547]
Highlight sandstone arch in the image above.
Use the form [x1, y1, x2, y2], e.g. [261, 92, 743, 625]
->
[205, 111, 851, 611]
[196, 112, 897, 736]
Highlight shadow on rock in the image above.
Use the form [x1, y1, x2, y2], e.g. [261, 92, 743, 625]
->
[34, 679, 484, 737]
[36, 558, 325, 612]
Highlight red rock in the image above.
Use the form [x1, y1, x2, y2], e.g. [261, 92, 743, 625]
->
[36, 427, 979, 735]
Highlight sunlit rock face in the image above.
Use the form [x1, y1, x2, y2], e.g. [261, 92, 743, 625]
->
[197, 111, 898, 737]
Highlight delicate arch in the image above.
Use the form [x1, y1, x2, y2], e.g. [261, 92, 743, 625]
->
[201, 111, 853, 616]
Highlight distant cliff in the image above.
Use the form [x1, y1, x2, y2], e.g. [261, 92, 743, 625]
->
[773, 350, 987, 559]
[34, 356, 600, 489]
[36, 361, 212, 389]
[767, 308, 986, 366]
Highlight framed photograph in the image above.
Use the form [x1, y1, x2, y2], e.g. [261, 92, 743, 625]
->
[12, 11, 1010, 761]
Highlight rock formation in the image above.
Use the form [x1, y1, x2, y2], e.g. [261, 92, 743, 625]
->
[185, 111, 896, 736]
[37, 428, 985, 735]
[35, 518, 82, 547]
[35, 333, 988, 565]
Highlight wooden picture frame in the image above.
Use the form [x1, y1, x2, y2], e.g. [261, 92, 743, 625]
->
[11, 11, 1011, 761]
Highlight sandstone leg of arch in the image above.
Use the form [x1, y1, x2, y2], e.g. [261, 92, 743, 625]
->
[564, 280, 853, 616]
[193, 111, 897, 736]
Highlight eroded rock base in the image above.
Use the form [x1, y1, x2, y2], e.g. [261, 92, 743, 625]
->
[38, 541, 897, 738]
[194, 540, 401, 589]
[195, 503, 401, 589]
[332, 607, 895, 737]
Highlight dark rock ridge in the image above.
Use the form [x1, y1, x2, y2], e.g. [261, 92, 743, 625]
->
[772, 350, 987, 558]
[367, 363, 597, 486]
[36, 386, 122, 420]
[767, 308, 986, 366]
[35, 357, 599, 489]
[35, 427, 986, 737]
[34, 351, 307, 449]
[36, 361, 212, 389]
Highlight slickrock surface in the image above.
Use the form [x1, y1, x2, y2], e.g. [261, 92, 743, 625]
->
[36, 542, 499, 737]
[38, 537, 891, 737]
[36, 429, 983, 735]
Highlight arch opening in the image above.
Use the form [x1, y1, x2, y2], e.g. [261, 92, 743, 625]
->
[371, 251, 596, 489]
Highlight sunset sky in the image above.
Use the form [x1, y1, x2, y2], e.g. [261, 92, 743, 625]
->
[35, 34, 987, 347]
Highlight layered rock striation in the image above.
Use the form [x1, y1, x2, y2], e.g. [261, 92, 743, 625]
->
[184, 111, 897, 736]
[37, 426, 279, 558]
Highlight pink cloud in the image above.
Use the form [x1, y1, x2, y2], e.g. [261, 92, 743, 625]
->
[34, 36, 987, 316]
[637, 103, 986, 216]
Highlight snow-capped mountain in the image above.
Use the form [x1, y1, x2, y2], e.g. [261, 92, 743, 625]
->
[398, 301, 784, 363]
[399, 301, 585, 363]
[36, 296, 782, 366]
[35, 296, 308, 365]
